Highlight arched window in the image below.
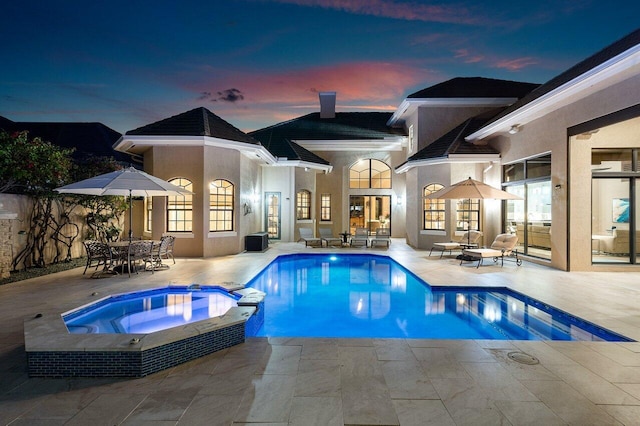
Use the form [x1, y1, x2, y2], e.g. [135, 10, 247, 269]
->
[167, 178, 193, 232]
[423, 184, 445, 230]
[296, 189, 311, 220]
[349, 159, 391, 189]
[210, 179, 234, 231]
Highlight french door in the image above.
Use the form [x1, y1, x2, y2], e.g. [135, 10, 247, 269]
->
[265, 192, 281, 240]
[349, 195, 391, 235]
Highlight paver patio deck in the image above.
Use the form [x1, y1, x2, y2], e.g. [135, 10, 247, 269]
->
[1, 240, 640, 425]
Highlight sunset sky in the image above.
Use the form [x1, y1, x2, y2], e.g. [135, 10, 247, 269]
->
[1, 1, 638, 133]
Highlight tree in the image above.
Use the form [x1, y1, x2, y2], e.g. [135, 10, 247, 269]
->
[0, 130, 73, 195]
[1, 130, 127, 270]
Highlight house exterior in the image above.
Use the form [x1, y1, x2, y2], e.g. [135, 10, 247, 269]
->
[105, 28, 638, 272]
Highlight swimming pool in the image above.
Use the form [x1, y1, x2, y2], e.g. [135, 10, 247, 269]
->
[247, 253, 632, 341]
[26, 285, 262, 377]
[63, 286, 241, 334]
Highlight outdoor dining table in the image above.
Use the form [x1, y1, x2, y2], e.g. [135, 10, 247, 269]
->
[108, 240, 160, 276]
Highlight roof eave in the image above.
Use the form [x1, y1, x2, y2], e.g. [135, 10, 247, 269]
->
[395, 153, 501, 173]
[295, 137, 407, 152]
[113, 135, 277, 164]
[274, 159, 333, 173]
[387, 98, 519, 126]
[466, 45, 640, 141]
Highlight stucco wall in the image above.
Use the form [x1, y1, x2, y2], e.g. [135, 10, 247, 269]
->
[316, 149, 406, 239]
[417, 106, 501, 151]
[145, 144, 264, 257]
[492, 73, 640, 271]
[262, 166, 294, 241]
[294, 167, 317, 240]
[147, 145, 204, 257]
[408, 162, 499, 251]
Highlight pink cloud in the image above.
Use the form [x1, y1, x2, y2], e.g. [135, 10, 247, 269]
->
[493, 57, 538, 71]
[181, 61, 430, 106]
[172, 60, 436, 131]
[453, 49, 484, 63]
[451, 48, 539, 72]
[262, 0, 484, 25]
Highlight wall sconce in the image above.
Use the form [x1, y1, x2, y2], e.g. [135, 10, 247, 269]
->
[508, 125, 521, 135]
[554, 184, 562, 190]
[243, 203, 252, 215]
[396, 196, 403, 206]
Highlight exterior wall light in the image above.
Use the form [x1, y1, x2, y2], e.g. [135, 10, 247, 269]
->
[508, 125, 521, 135]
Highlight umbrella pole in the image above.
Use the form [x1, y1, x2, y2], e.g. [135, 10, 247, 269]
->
[128, 190, 133, 242]
[128, 190, 132, 276]
[467, 198, 471, 245]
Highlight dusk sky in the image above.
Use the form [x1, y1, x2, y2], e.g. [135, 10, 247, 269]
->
[2, 1, 639, 134]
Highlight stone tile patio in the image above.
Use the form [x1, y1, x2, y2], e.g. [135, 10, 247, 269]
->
[1, 240, 639, 425]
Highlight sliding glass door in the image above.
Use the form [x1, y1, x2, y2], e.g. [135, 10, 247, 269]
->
[503, 154, 552, 259]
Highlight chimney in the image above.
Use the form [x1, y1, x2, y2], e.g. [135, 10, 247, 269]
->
[319, 91, 336, 119]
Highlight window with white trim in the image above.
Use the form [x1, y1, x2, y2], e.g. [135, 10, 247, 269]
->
[423, 184, 445, 230]
[296, 190, 311, 220]
[320, 193, 331, 221]
[209, 179, 234, 231]
[349, 159, 392, 189]
[167, 178, 193, 232]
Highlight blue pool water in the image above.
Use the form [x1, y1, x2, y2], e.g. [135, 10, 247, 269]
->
[63, 286, 240, 334]
[247, 254, 632, 341]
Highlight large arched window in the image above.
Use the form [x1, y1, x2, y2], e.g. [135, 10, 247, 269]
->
[210, 179, 234, 231]
[349, 159, 391, 189]
[423, 184, 445, 230]
[296, 189, 311, 220]
[167, 178, 193, 232]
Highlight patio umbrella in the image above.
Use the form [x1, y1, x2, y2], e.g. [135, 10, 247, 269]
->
[55, 166, 192, 241]
[425, 177, 522, 247]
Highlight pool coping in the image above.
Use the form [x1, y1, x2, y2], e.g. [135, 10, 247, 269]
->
[24, 284, 265, 377]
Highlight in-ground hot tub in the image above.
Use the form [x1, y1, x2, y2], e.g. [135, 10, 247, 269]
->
[24, 284, 265, 377]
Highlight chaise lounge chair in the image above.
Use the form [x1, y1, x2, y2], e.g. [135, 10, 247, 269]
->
[299, 227, 322, 247]
[350, 227, 370, 247]
[318, 227, 343, 247]
[370, 228, 391, 247]
[460, 233, 522, 268]
[429, 230, 483, 258]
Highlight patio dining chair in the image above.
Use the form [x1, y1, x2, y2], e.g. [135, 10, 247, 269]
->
[145, 235, 175, 272]
[127, 240, 154, 277]
[82, 240, 112, 274]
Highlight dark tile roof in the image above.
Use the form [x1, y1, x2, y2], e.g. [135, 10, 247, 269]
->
[250, 112, 405, 143]
[408, 77, 539, 99]
[249, 112, 403, 164]
[398, 111, 500, 169]
[0, 116, 129, 162]
[126, 107, 261, 145]
[262, 138, 330, 165]
[484, 28, 640, 127]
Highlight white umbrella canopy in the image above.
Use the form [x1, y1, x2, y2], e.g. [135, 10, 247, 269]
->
[55, 167, 192, 240]
[54, 166, 191, 197]
[424, 177, 522, 200]
[425, 177, 522, 250]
